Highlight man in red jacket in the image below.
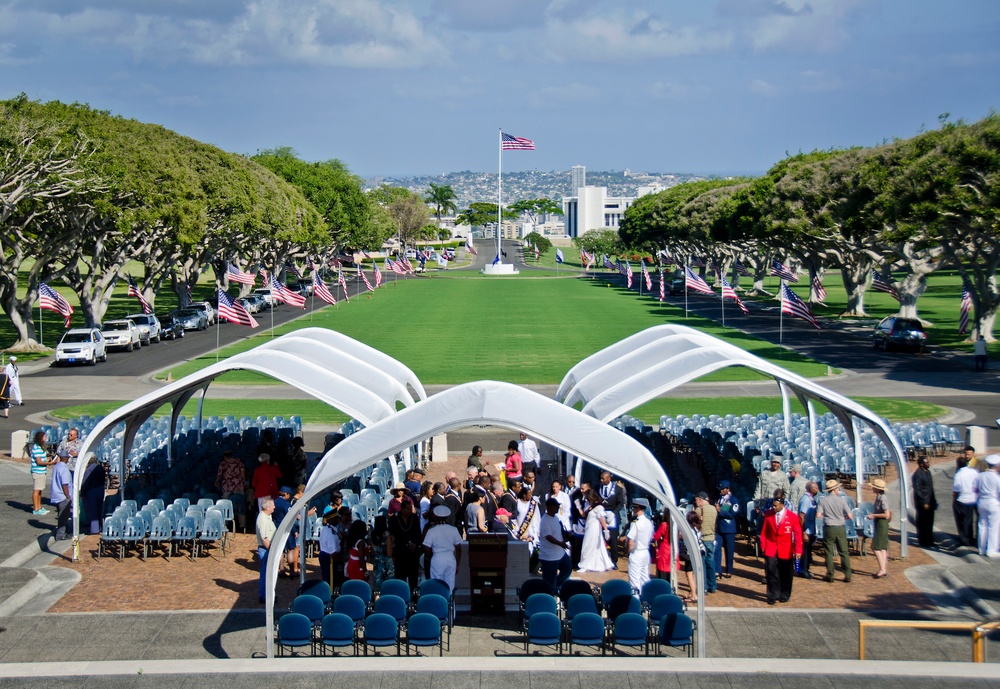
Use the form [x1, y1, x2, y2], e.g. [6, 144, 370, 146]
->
[759, 495, 803, 605]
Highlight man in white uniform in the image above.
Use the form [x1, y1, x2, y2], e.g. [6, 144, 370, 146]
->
[423, 504, 463, 592]
[626, 498, 654, 594]
[518, 432, 541, 475]
[976, 455, 1000, 557]
[3, 356, 20, 405]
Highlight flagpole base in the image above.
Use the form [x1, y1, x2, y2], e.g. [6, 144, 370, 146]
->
[481, 263, 519, 275]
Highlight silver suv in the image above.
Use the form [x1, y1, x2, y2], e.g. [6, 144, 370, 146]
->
[126, 313, 161, 344]
[189, 301, 216, 325]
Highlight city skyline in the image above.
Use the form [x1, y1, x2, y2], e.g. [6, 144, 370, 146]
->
[1, 1, 997, 179]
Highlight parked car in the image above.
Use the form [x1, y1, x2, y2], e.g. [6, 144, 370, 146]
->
[102, 319, 143, 352]
[253, 288, 277, 308]
[669, 278, 687, 296]
[54, 328, 107, 366]
[158, 315, 185, 340]
[243, 294, 266, 313]
[292, 280, 314, 297]
[172, 308, 209, 331]
[873, 316, 927, 353]
[125, 313, 160, 344]
[236, 297, 255, 314]
[189, 301, 216, 325]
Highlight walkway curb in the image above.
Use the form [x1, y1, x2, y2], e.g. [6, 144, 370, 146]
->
[0, 569, 46, 617]
[940, 568, 1000, 618]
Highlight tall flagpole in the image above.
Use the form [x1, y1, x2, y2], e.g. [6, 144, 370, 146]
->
[719, 271, 725, 327]
[779, 279, 785, 349]
[497, 128, 502, 263]
[38, 300, 43, 348]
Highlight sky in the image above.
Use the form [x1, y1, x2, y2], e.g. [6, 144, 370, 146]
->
[2, 1, 998, 179]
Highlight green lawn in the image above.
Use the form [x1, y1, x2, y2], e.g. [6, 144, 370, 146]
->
[158, 274, 832, 384]
[49, 395, 945, 426]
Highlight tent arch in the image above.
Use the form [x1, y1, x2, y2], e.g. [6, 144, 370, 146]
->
[265, 381, 705, 657]
[557, 326, 912, 557]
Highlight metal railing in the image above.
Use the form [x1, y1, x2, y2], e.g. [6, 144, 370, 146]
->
[859, 617, 1000, 662]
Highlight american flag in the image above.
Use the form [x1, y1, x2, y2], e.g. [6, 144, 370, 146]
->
[959, 281, 972, 334]
[501, 132, 535, 150]
[733, 260, 751, 277]
[615, 259, 623, 274]
[685, 266, 713, 294]
[287, 262, 303, 280]
[403, 257, 415, 274]
[338, 268, 350, 303]
[217, 287, 259, 327]
[659, 250, 675, 266]
[659, 271, 665, 302]
[313, 274, 337, 305]
[603, 254, 615, 271]
[270, 275, 306, 308]
[719, 275, 749, 314]
[580, 249, 591, 269]
[373, 262, 383, 288]
[359, 265, 374, 292]
[771, 260, 799, 282]
[781, 283, 820, 329]
[465, 238, 478, 256]
[812, 275, 827, 302]
[227, 263, 256, 286]
[871, 270, 900, 301]
[38, 282, 74, 327]
[127, 276, 152, 314]
[641, 260, 652, 290]
[533, 245, 539, 261]
[625, 261, 633, 288]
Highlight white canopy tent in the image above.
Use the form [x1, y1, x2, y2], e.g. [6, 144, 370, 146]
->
[265, 381, 706, 658]
[69, 331, 425, 552]
[556, 325, 912, 557]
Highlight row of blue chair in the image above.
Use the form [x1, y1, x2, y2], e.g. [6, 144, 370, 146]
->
[525, 611, 693, 656]
[277, 610, 444, 657]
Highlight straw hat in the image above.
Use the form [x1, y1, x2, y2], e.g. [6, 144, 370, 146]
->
[870, 478, 887, 491]
[825, 479, 841, 492]
[390, 482, 407, 495]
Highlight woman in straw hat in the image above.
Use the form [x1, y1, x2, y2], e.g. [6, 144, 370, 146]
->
[867, 478, 891, 578]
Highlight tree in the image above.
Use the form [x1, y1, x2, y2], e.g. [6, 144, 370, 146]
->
[508, 197, 563, 227]
[424, 182, 458, 224]
[573, 228, 622, 259]
[456, 202, 516, 229]
[524, 232, 552, 255]
[378, 189, 429, 245]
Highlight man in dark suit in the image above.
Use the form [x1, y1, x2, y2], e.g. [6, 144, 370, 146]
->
[500, 478, 521, 514]
[444, 477, 463, 530]
[598, 471, 626, 567]
[912, 456, 937, 548]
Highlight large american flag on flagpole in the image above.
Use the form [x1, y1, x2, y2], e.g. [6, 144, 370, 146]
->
[373, 262, 383, 288]
[38, 282, 74, 327]
[501, 132, 535, 150]
[217, 287, 259, 327]
[812, 275, 827, 302]
[313, 274, 337, 305]
[338, 268, 350, 303]
[781, 283, 820, 329]
[270, 275, 306, 308]
[359, 265, 374, 292]
[959, 281, 972, 334]
[127, 275, 152, 314]
[227, 263, 256, 285]
[685, 266, 713, 294]
[871, 270, 900, 301]
[720, 275, 749, 314]
[625, 261, 633, 288]
[641, 260, 652, 290]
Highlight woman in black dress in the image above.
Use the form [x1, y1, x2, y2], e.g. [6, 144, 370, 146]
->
[867, 478, 891, 578]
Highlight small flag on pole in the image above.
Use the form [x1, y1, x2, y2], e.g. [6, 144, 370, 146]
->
[270, 275, 306, 308]
[373, 262, 383, 288]
[811, 275, 827, 302]
[359, 265, 374, 292]
[465, 238, 478, 255]
[720, 275, 749, 314]
[501, 132, 535, 150]
[227, 263, 256, 285]
[685, 266, 713, 294]
[217, 287, 259, 327]
[127, 276, 152, 314]
[659, 270, 665, 302]
[641, 260, 652, 290]
[313, 274, 337, 305]
[959, 281, 972, 334]
[771, 260, 799, 282]
[338, 268, 350, 303]
[781, 283, 820, 329]
[38, 282, 74, 327]
[625, 261, 633, 288]
[734, 260, 751, 277]
[603, 255, 615, 271]
[492, 254, 501, 266]
[871, 270, 900, 301]
[555, 248, 564, 264]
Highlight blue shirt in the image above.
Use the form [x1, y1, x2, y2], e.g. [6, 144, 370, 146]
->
[798, 493, 817, 536]
[50, 461, 72, 504]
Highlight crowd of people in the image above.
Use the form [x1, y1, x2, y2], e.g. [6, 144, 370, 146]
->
[950, 447, 1000, 557]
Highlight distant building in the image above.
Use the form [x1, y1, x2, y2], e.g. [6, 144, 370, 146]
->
[570, 165, 586, 195]
[562, 185, 653, 238]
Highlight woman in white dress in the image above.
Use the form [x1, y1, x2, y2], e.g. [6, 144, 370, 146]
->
[577, 491, 614, 572]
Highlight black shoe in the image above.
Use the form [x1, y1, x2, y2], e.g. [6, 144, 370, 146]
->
[767, 599, 776, 605]
[824, 575, 834, 583]
[843, 576, 851, 583]
[778, 597, 789, 603]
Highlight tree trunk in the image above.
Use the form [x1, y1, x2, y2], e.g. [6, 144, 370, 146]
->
[840, 265, 868, 316]
[894, 272, 928, 320]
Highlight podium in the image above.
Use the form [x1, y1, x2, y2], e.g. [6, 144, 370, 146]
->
[466, 534, 508, 614]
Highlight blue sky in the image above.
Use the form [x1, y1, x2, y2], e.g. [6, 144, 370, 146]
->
[2, 1, 997, 178]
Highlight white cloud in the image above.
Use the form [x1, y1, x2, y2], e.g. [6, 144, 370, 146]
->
[749, 79, 779, 96]
[724, 0, 871, 53]
[0, 0, 449, 69]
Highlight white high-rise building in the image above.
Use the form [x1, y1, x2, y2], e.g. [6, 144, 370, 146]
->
[562, 186, 654, 238]
[570, 165, 586, 194]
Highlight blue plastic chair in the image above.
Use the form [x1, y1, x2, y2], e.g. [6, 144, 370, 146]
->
[214, 499, 235, 535]
[658, 612, 694, 657]
[172, 516, 197, 559]
[558, 578, 594, 607]
[299, 580, 332, 608]
[569, 612, 605, 655]
[418, 578, 453, 620]
[147, 516, 173, 560]
[145, 498, 165, 515]
[362, 613, 399, 656]
[333, 594, 367, 628]
[611, 612, 649, 655]
[648, 594, 685, 634]
[120, 499, 138, 518]
[415, 593, 451, 648]
[600, 579, 633, 610]
[318, 613, 356, 655]
[195, 514, 225, 559]
[98, 517, 124, 560]
[379, 579, 411, 606]
[291, 594, 326, 628]
[374, 594, 409, 628]
[172, 498, 190, 512]
[607, 595, 642, 623]
[197, 498, 215, 511]
[405, 613, 442, 656]
[340, 579, 373, 610]
[639, 579, 673, 611]
[522, 593, 559, 632]
[525, 611, 562, 654]
[276, 613, 314, 656]
[565, 593, 600, 621]
[122, 516, 147, 560]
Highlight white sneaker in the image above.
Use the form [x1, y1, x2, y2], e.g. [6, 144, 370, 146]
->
[987, 552, 1000, 558]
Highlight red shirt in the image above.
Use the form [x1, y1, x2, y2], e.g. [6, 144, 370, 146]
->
[759, 508, 803, 560]
[252, 463, 282, 499]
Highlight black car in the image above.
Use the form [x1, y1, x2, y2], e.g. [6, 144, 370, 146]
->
[158, 315, 186, 340]
[873, 316, 927, 352]
[669, 278, 687, 296]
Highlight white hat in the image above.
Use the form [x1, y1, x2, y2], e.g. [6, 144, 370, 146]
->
[8, 356, 16, 362]
[986, 454, 1000, 467]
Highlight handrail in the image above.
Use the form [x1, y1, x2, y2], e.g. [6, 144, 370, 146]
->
[859, 617, 1000, 662]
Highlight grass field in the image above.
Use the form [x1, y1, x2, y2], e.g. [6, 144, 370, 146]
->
[158, 274, 832, 384]
[49, 395, 946, 425]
